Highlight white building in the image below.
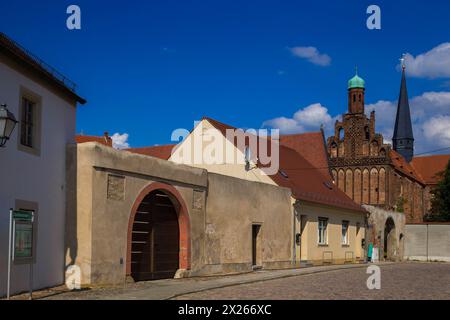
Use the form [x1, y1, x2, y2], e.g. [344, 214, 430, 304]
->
[0, 32, 85, 296]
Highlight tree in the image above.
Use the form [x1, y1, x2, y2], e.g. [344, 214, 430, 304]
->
[430, 160, 450, 221]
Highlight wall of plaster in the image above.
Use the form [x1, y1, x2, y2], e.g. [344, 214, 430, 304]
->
[66, 143, 294, 285]
[169, 119, 277, 186]
[297, 202, 366, 264]
[66, 142, 208, 285]
[404, 223, 450, 262]
[198, 173, 294, 275]
[0, 56, 77, 296]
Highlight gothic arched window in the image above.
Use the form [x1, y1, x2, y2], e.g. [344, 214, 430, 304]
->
[364, 126, 370, 140]
[339, 128, 344, 140]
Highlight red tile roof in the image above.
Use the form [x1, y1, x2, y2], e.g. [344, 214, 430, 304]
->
[127, 144, 176, 160]
[0, 32, 86, 104]
[389, 150, 424, 183]
[127, 117, 364, 212]
[280, 132, 331, 179]
[205, 117, 365, 212]
[270, 144, 364, 212]
[411, 154, 450, 185]
[76, 134, 112, 147]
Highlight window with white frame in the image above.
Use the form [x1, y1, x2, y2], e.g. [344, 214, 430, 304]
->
[342, 220, 349, 245]
[318, 217, 328, 245]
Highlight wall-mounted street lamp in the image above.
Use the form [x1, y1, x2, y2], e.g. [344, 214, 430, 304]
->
[0, 104, 18, 147]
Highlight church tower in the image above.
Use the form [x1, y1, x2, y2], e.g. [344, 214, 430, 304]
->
[348, 69, 365, 114]
[392, 61, 414, 162]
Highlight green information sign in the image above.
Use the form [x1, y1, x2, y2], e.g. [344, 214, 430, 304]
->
[12, 210, 34, 260]
[14, 222, 33, 258]
[7, 209, 36, 299]
[13, 210, 33, 222]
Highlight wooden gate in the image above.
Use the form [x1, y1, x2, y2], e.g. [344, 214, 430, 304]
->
[131, 191, 179, 281]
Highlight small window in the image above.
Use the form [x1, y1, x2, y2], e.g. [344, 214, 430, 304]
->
[318, 218, 328, 245]
[20, 97, 35, 148]
[339, 128, 344, 140]
[342, 220, 349, 245]
[279, 170, 289, 179]
[18, 89, 41, 156]
[365, 126, 370, 140]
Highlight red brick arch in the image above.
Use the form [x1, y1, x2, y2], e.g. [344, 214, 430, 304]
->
[126, 182, 191, 275]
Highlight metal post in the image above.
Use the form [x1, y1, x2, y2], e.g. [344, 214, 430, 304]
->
[29, 211, 34, 300]
[29, 263, 33, 300]
[7, 209, 13, 300]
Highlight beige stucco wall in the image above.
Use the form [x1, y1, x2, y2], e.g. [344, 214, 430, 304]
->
[170, 119, 277, 185]
[296, 202, 366, 265]
[199, 173, 294, 275]
[67, 142, 295, 285]
[66, 142, 208, 285]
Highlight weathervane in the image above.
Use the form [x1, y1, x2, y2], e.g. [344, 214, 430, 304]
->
[400, 53, 406, 70]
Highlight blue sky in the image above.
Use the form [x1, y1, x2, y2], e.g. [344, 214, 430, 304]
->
[1, 0, 449, 152]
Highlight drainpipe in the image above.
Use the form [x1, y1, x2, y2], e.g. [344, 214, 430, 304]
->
[426, 223, 429, 262]
[293, 204, 297, 266]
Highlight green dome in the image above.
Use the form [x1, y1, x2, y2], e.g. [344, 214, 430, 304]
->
[348, 74, 365, 89]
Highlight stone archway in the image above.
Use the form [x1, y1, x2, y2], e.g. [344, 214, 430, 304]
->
[384, 217, 397, 261]
[126, 182, 190, 281]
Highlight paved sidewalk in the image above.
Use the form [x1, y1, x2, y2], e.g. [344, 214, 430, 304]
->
[42, 262, 392, 300]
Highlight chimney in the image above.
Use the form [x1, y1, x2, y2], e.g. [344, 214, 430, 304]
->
[104, 131, 112, 147]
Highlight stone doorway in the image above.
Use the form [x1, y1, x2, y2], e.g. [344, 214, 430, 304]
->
[384, 217, 397, 261]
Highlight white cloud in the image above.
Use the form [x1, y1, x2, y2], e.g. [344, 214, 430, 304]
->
[263, 117, 304, 134]
[422, 116, 450, 147]
[111, 132, 130, 149]
[289, 46, 331, 66]
[263, 103, 337, 134]
[366, 91, 450, 154]
[264, 91, 450, 155]
[402, 43, 450, 78]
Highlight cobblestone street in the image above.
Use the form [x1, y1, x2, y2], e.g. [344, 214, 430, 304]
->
[174, 263, 450, 300]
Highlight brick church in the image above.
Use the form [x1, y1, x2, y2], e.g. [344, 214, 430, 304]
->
[327, 64, 450, 223]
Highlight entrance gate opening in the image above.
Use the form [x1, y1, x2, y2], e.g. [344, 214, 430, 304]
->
[384, 217, 396, 261]
[130, 190, 179, 281]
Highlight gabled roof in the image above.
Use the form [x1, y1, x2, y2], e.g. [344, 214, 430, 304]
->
[279, 132, 331, 179]
[269, 144, 364, 212]
[127, 144, 176, 160]
[76, 134, 112, 147]
[126, 117, 364, 212]
[205, 117, 364, 212]
[411, 154, 450, 185]
[389, 149, 423, 183]
[0, 32, 86, 104]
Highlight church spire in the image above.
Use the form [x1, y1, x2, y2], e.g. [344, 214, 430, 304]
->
[392, 55, 414, 162]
